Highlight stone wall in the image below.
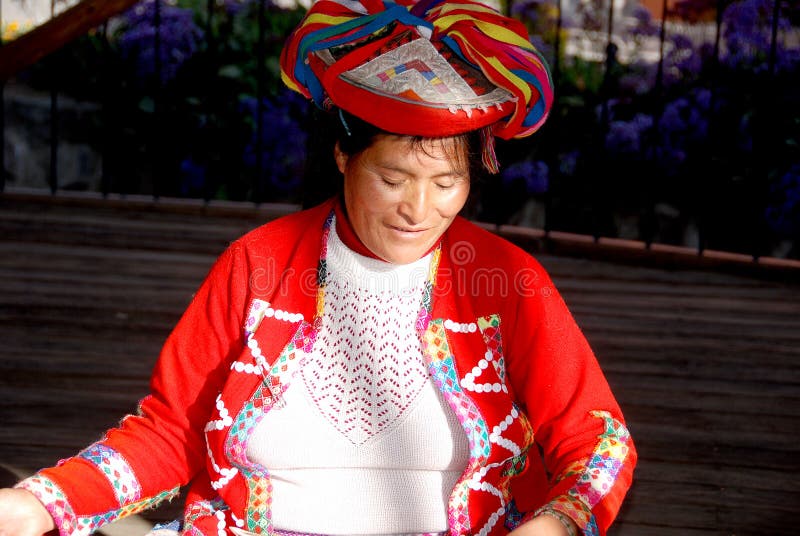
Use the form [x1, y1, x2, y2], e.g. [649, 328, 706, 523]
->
[3, 82, 103, 191]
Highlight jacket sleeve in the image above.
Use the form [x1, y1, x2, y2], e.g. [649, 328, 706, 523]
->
[504, 256, 636, 536]
[15, 243, 250, 536]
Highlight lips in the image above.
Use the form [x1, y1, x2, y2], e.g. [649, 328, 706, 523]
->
[389, 224, 428, 234]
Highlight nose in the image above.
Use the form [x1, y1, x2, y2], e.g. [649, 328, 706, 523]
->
[398, 183, 429, 225]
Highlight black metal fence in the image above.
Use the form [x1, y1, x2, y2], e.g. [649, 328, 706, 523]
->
[1, 0, 798, 260]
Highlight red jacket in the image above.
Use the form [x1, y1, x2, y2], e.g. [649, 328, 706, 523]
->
[18, 198, 636, 536]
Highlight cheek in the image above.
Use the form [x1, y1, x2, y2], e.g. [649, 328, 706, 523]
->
[439, 185, 470, 217]
[347, 182, 393, 227]
[344, 175, 370, 215]
[347, 173, 385, 203]
[355, 182, 401, 214]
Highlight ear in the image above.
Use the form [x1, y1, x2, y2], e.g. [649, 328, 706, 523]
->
[334, 142, 348, 175]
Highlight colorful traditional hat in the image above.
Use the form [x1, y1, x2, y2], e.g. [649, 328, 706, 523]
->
[280, 0, 553, 143]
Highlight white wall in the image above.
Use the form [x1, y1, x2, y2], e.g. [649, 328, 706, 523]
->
[2, 0, 81, 36]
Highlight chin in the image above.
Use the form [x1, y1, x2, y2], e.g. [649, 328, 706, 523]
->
[389, 249, 428, 265]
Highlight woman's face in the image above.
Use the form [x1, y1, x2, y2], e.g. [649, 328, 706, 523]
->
[336, 135, 471, 265]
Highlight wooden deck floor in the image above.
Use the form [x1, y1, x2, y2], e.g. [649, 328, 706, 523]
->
[1, 192, 798, 535]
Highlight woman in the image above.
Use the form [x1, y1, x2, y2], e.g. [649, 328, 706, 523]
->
[0, 0, 635, 535]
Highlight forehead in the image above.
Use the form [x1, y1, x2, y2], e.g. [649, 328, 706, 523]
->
[367, 134, 469, 174]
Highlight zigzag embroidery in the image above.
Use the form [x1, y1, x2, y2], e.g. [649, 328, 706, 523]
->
[467, 460, 509, 534]
[231, 337, 267, 375]
[207, 440, 238, 491]
[244, 299, 304, 336]
[459, 348, 509, 394]
[476, 505, 507, 536]
[489, 407, 522, 456]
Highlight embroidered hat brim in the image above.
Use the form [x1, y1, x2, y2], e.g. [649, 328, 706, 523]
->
[281, 0, 553, 140]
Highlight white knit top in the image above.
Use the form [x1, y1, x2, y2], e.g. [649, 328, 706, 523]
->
[246, 219, 470, 535]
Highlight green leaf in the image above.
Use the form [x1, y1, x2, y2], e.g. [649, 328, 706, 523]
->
[138, 97, 155, 114]
[219, 65, 244, 79]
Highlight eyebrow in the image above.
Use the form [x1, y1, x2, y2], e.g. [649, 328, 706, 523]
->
[374, 163, 467, 179]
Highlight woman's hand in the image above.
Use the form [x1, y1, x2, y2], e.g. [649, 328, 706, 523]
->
[507, 513, 579, 536]
[0, 488, 56, 536]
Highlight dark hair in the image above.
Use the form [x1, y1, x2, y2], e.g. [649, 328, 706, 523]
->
[300, 108, 488, 210]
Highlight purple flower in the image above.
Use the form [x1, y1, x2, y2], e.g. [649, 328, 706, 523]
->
[766, 164, 800, 237]
[694, 88, 712, 111]
[512, 0, 551, 18]
[644, 89, 713, 175]
[722, 0, 794, 73]
[629, 5, 659, 37]
[117, 0, 204, 84]
[619, 62, 657, 95]
[559, 150, 579, 177]
[606, 113, 654, 155]
[736, 115, 753, 153]
[241, 90, 310, 192]
[530, 35, 554, 64]
[664, 33, 703, 84]
[223, 0, 254, 16]
[179, 157, 207, 196]
[671, 34, 694, 51]
[607, 122, 640, 154]
[501, 160, 549, 195]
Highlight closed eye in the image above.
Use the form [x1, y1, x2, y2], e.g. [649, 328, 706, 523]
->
[435, 175, 467, 190]
[381, 177, 404, 188]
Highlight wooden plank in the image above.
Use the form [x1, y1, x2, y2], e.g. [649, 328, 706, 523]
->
[634, 459, 796, 493]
